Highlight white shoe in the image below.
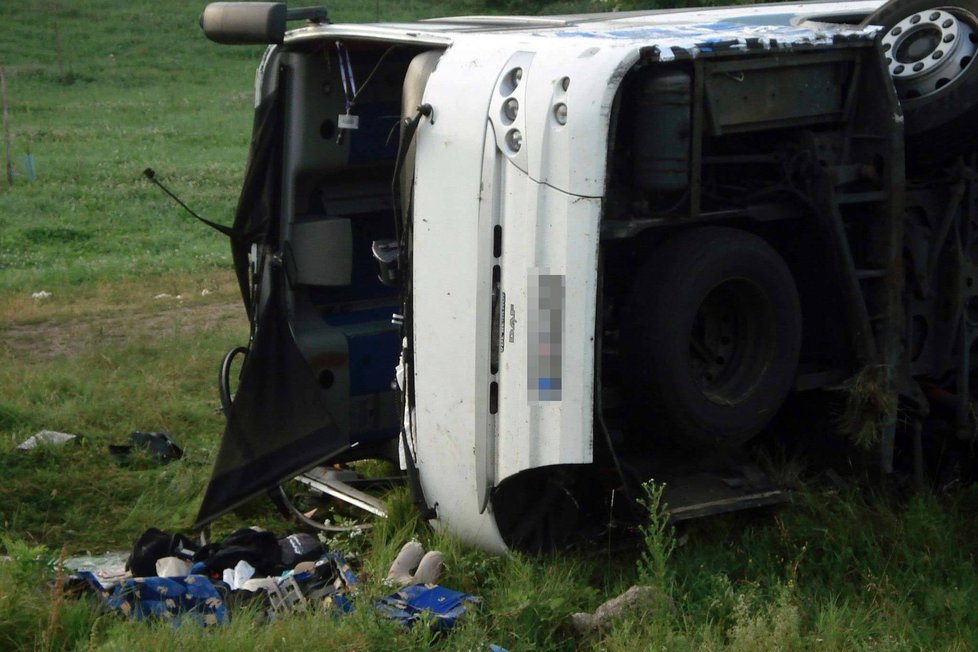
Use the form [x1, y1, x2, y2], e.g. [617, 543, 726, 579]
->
[386, 541, 424, 586]
[411, 550, 444, 585]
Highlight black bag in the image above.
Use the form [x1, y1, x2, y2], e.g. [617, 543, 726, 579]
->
[192, 527, 283, 576]
[278, 533, 324, 568]
[127, 528, 199, 578]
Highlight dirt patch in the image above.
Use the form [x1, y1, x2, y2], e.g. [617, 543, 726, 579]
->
[0, 300, 247, 359]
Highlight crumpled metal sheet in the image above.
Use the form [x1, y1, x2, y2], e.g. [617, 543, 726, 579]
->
[547, 19, 880, 61]
[16, 430, 76, 450]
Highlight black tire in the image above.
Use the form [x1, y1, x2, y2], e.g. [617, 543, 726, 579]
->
[620, 227, 802, 450]
[491, 468, 578, 553]
[862, 0, 978, 164]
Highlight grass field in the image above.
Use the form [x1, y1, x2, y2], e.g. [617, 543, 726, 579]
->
[3, 1, 978, 650]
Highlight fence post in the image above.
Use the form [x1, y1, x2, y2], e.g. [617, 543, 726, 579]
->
[1, 68, 13, 187]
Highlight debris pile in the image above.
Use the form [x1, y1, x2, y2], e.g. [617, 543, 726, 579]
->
[66, 529, 477, 630]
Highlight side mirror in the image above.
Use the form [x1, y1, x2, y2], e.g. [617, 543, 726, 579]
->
[201, 3, 330, 45]
[200, 3, 287, 45]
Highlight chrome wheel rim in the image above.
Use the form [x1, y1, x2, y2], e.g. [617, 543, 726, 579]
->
[880, 7, 978, 99]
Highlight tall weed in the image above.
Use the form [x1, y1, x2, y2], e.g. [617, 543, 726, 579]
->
[726, 584, 803, 652]
[0, 538, 97, 651]
[637, 480, 676, 594]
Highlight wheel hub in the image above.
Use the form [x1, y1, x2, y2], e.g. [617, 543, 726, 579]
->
[688, 280, 776, 406]
[880, 8, 978, 99]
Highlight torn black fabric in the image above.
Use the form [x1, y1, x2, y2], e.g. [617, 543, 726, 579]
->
[193, 272, 348, 528]
[231, 82, 285, 324]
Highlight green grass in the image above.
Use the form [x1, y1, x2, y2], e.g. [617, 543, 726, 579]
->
[3, 0, 978, 650]
[4, 473, 978, 649]
[0, 1, 255, 300]
[0, 320, 245, 547]
[0, 0, 555, 302]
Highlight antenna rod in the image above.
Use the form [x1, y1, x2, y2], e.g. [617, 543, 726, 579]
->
[142, 168, 234, 237]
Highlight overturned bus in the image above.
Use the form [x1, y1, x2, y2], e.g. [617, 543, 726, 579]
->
[193, 0, 978, 552]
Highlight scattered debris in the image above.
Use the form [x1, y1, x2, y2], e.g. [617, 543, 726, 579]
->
[376, 584, 479, 630]
[386, 540, 423, 586]
[570, 585, 675, 634]
[278, 532, 324, 567]
[375, 541, 464, 629]
[63, 531, 474, 631]
[127, 528, 198, 578]
[192, 527, 281, 577]
[200, 288, 211, 297]
[221, 559, 256, 590]
[61, 552, 129, 587]
[109, 431, 182, 464]
[152, 293, 183, 300]
[78, 572, 228, 626]
[385, 541, 444, 587]
[31, 290, 51, 300]
[156, 556, 192, 578]
[412, 551, 445, 585]
[17, 430, 76, 450]
[267, 574, 308, 616]
[239, 576, 279, 593]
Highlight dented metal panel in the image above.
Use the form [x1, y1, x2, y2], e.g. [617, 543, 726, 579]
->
[704, 54, 851, 134]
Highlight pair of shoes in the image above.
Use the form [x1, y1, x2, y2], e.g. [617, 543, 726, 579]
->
[385, 541, 444, 587]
